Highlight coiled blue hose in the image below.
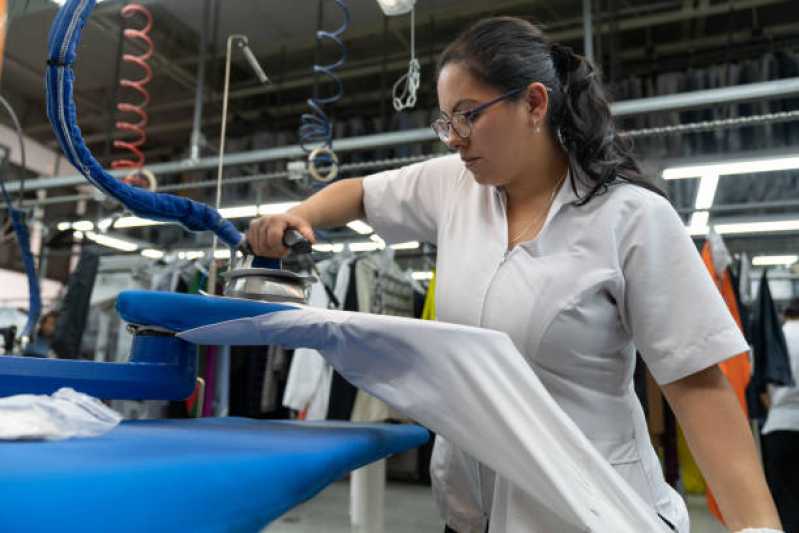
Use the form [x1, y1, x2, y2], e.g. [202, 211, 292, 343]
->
[46, 0, 243, 249]
[298, 0, 350, 174]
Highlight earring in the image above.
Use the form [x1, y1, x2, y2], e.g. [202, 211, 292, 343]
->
[534, 121, 541, 134]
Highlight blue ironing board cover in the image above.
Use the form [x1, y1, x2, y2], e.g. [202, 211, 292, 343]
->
[116, 290, 297, 332]
[0, 417, 429, 532]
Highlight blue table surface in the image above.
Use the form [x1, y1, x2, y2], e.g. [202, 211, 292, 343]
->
[0, 417, 429, 533]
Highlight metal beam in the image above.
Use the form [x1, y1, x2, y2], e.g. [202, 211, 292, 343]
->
[611, 77, 799, 116]
[10, 73, 799, 191]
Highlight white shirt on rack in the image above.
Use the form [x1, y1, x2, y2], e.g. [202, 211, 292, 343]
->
[763, 320, 799, 434]
[362, 154, 748, 533]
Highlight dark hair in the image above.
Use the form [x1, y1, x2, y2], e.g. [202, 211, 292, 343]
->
[785, 298, 799, 320]
[437, 17, 664, 204]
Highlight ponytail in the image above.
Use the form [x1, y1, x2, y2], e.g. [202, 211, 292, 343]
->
[439, 18, 665, 205]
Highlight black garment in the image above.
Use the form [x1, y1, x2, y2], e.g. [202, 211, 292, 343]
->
[763, 430, 799, 533]
[51, 246, 100, 358]
[747, 270, 795, 420]
[326, 260, 359, 420]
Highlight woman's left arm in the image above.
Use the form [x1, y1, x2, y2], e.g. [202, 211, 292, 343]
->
[661, 364, 782, 531]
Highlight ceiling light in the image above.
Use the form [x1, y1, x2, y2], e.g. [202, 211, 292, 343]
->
[218, 205, 258, 219]
[177, 251, 205, 260]
[312, 243, 345, 253]
[84, 231, 139, 252]
[347, 220, 374, 235]
[752, 255, 798, 267]
[714, 219, 799, 235]
[141, 249, 165, 259]
[71, 220, 94, 232]
[97, 217, 114, 232]
[369, 234, 387, 249]
[57, 222, 72, 231]
[390, 241, 420, 250]
[258, 202, 301, 216]
[693, 174, 719, 210]
[113, 216, 164, 229]
[412, 271, 433, 281]
[663, 155, 799, 179]
[349, 241, 381, 252]
[375, 0, 416, 16]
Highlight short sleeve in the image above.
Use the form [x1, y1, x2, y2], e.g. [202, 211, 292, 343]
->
[362, 154, 462, 244]
[618, 192, 749, 384]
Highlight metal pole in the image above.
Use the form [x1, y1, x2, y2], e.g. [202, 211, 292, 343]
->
[13, 76, 799, 192]
[189, 0, 211, 161]
[582, 0, 594, 62]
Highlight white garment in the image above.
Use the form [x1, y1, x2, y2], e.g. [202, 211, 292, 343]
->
[179, 307, 671, 533]
[763, 321, 799, 434]
[362, 154, 748, 532]
[0, 387, 122, 441]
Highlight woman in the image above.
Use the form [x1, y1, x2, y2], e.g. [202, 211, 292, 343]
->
[249, 17, 781, 533]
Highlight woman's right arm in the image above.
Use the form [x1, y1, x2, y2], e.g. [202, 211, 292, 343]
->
[247, 177, 364, 257]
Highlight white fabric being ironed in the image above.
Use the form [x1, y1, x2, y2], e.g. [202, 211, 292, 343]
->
[179, 308, 671, 533]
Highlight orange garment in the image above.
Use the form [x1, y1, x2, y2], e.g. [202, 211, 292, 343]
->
[699, 240, 752, 523]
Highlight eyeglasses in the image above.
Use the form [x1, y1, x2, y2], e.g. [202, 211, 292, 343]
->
[431, 87, 525, 143]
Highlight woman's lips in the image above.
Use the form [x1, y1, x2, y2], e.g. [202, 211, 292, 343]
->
[462, 157, 481, 169]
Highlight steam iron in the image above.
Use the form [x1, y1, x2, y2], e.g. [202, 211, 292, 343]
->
[227, 229, 316, 304]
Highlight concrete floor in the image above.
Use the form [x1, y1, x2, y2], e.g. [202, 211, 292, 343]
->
[264, 481, 730, 533]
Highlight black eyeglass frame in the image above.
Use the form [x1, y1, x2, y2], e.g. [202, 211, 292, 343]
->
[431, 87, 526, 143]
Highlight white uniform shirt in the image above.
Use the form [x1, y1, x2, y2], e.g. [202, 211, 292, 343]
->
[763, 320, 799, 434]
[362, 154, 748, 533]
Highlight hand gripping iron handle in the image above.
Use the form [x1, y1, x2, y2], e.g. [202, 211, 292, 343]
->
[237, 228, 312, 270]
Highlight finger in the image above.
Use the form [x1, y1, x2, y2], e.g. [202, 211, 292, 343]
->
[266, 218, 290, 255]
[284, 214, 316, 244]
[247, 217, 266, 255]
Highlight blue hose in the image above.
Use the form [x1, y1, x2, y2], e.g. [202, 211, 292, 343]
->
[298, 0, 350, 159]
[0, 181, 40, 340]
[46, 0, 243, 248]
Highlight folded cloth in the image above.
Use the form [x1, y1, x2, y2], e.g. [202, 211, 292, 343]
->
[179, 306, 670, 533]
[0, 387, 122, 441]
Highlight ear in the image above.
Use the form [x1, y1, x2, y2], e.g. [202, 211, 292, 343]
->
[524, 81, 549, 127]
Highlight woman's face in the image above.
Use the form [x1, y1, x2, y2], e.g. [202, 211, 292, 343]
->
[436, 63, 538, 187]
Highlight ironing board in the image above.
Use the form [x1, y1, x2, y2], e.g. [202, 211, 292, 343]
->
[0, 417, 429, 532]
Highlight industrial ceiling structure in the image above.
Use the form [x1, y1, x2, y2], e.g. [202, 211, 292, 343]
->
[1, 0, 798, 282]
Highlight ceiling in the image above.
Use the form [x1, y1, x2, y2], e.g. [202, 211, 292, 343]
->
[1, 0, 799, 280]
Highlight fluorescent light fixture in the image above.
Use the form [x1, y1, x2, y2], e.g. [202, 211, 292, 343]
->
[113, 216, 164, 229]
[752, 255, 798, 267]
[177, 250, 205, 260]
[141, 249, 165, 259]
[412, 271, 434, 281]
[57, 222, 71, 231]
[390, 241, 420, 250]
[72, 220, 94, 232]
[688, 211, 710, 235]
[218, 205, 258, 219]
[84, 231, 139, 252]
[347, 220, 374, 235]
[714, 219, 799, 235]
[97, 217, 114, 232]
[663, 155, 799, 179]
[258, 202, 301, 216]
[73, 231, 84, 241]
[349, 241, 381, 252]
[375, 0, 416, 16]
[369, 234, 387, 249]
[312, 243, 345, 253]
[694, 174, 719, 210]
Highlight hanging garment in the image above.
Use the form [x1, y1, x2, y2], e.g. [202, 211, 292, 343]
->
[51, 246, 100, 358]
[421, 271, 436, 321]
[178, 307, 671, 533]
[698, 231, 752, 523]
[360, 154, 748, 533]
[763, 320, 799, 434]
[283, 259, 353, 420]
[749, 271, 795, 421]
